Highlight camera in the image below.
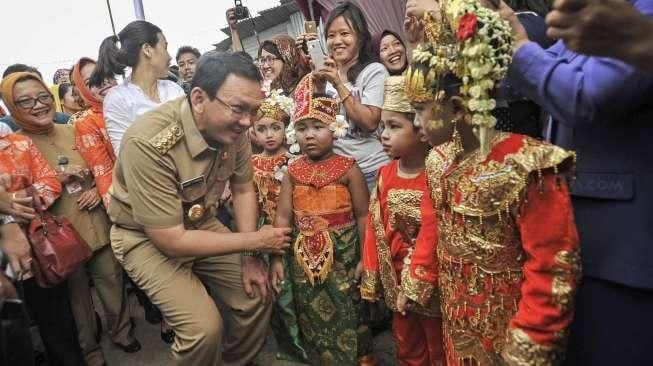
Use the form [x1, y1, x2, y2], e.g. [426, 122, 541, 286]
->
[234, 0, 250, 21]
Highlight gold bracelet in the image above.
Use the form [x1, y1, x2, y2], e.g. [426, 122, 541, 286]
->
[341, 92, 353, 103]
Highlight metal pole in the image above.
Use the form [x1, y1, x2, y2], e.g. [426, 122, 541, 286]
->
[106, 0, 118, 38]
[308, 0, 315, 21]
[133, 0, 146, 20]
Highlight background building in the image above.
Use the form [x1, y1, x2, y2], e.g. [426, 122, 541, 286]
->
[214, 0, 306, 57]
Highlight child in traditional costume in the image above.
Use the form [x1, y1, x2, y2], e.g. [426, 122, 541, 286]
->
[252, 88, 308, 363]
[273, 75, 376, 365]
[361, 75, 444, 365]
[404, 1, 581, 364]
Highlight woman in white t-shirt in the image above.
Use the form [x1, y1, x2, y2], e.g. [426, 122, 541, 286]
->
[89, 20, 185, 157]
[314, 2, 390, 190]
[88, 20, 183, 344]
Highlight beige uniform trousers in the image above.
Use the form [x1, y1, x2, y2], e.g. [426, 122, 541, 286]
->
[110, 224, 272, 366]
[68, 245, 132, 366]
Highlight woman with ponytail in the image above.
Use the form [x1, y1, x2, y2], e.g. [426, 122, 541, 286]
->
[91, 20, 182, 344]
[90, 20, 184, 156]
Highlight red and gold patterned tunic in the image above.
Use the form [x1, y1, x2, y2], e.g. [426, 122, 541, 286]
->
[287, 153, 374, 364]
[361, 159, 439, 316]
[252, 153, 289, 225]
[0, 132, 61, 206]
[424, 133, 581, 365]
[288, 153, 356, 284]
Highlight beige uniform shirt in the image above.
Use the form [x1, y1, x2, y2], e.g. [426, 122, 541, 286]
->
[20, 124, 112, 251]
[108, 97, 252, 254]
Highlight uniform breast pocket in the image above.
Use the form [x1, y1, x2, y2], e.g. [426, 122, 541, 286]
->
[180, 180, 208, 223]
[205, 169, 232, 210]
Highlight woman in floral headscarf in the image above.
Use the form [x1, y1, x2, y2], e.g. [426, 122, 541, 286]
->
[258, 35, 312, 96]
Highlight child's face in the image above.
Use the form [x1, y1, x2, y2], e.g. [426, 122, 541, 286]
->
[411, 98, 457, 146]
[380, 110, 423, 159]
[294, 118, 334, 160]
[253, 117, 285, 154]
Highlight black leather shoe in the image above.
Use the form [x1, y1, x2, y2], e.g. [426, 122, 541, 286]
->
[144, 305, 163, 324]
[116, 339, 142, 353]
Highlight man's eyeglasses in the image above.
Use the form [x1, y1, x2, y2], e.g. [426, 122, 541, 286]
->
[215, 95, 258, 119]
[14, 94, 53, 110]
[259, 56, 280, 66]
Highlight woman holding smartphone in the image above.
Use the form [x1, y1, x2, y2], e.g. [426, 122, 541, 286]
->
[313, 1, 390, 191]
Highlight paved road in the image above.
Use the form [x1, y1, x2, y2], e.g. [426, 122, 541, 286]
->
[99, 292, 399, 366]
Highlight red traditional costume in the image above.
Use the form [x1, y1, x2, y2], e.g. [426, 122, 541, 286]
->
[403, 1, 581, 363]
[419, 134, 580, 365]
[362, 160, 444, 366]
[361, 76, 444, 365]
[251, 87, 294, 226]
[252, 91, 309, 362]
[283, 75, 374, 364]
[252, 153, 289, 225]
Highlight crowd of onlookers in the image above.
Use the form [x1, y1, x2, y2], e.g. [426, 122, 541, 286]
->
[1, 0, 652, 365]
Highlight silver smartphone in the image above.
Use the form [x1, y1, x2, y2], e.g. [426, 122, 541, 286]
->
[307, 39, 326, 68]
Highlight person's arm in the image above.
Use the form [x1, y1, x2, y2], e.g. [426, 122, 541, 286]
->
[402, 188, 438, 307]
[317, 62, 387, 132]
[103, 89, 130, 156]
[0, 223, 32, 276]
[546, 0, 653, 72]
[334, 79, 383, 132]
[501, 174, 581, 364]
[271, 173, 294, 293]
[120, 137, 289, 258]
[231, 181, 258, 233]
[26, 137, 62, 208]
[503, 0, 653, 126]
[361, 174, 382, 301]
[273, 174, 294, 231]
[347, 163, 370, 281]
[403, 16, 424, 62]
[229, 132, 258, 234]
[0, 175, 34, 221]
[226, 8, 243, 53]
[75, 119, 114, 207]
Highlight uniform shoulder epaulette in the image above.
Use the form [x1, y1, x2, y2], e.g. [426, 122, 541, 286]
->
[150, 122, 184, 154]
[67, 109, 92, 125]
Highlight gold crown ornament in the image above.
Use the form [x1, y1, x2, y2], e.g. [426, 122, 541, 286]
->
[382, 76, 415, 114]
[404, 0, 514, 154]
[288, 74, 349, 143]
[257, 85, 294, 125]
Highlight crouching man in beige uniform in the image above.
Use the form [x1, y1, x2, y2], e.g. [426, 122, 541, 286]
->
[107, 52, 291, 365]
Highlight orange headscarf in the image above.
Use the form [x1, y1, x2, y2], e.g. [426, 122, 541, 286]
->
[0, 72, 54, 134]
[72, 57, 102, 112]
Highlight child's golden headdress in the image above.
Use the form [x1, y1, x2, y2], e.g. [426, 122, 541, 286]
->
[405, 0, 514, 153]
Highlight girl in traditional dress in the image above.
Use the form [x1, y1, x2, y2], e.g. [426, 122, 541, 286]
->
[252, 88, 308, 363]
[273, 75, 375, 365]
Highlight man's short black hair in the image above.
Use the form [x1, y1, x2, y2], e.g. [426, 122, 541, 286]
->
[176, 46, 201, 62]
[188, 51, 262, 101]
[2, 63, 42, 79]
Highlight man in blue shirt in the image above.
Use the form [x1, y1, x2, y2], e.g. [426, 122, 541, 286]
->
[503, 0, 653, 364]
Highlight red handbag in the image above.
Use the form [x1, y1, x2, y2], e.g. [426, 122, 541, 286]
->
[26, 186, 92, 287]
